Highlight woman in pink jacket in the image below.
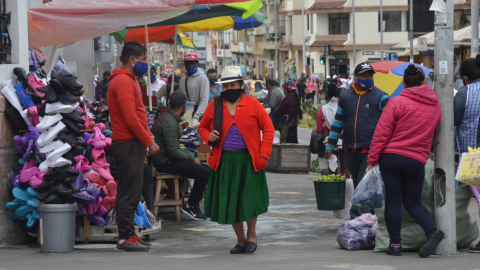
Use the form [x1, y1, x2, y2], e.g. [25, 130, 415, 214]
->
[305, 78, 316, 102]
[367, 64, 443, 258]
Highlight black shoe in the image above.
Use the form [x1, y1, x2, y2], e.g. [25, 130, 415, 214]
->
[386, 244, 402, 256]
[181, 204, 206, 221]
[38, 101, 46, 117]
[44, 170, 68, 184]
[14, 67, 28, 89]
[469, 241, 480, 253]
[51, 70, 83, 89]
[62, 110, 86, 124]
[50, 183, 74, 196]
[245, 240, 257, 254]
[63, 145, 83, 160]
[63, 177, 80, 193]
[57, 131, 82, 146]
[419, 230, 445, 258]
[62, 117, 83, 137]
[230, 244, 246, 254]
[115, 237, 150, 252]
[54, 165, 80, 177]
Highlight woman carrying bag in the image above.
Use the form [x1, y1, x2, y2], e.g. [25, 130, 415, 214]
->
[199, 66, 275, 254]
[273, 82, 300, 143]
[367, 64, 443, 258]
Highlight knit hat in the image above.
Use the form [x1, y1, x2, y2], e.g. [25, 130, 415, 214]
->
[169, 91, 186, 107]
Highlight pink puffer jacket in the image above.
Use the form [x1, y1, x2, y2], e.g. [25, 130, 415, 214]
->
[368, 84, 441, 166]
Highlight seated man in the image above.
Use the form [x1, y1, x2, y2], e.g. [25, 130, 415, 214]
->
[151, 91, 210, 221]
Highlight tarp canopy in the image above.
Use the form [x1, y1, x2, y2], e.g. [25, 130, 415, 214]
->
[28, 0, 253, 48]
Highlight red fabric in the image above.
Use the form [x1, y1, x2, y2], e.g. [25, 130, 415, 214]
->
[368, 84, 441, 166]
[124, 26, 176, 45]
[107, 67, 153, 147]
[316, 108, 325, 133]
[199, 95, 275, 172]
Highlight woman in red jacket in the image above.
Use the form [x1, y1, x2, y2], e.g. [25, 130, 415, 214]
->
[199, 66, 274, 255]
[368, 64, 443, 258]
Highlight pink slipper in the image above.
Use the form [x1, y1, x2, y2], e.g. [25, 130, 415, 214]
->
[87, 137, 106, 149]
[20, 167, 39, 182]
[91, 147, 106, 165]
[106, 181, 117, 197]
[92, 162, 114, 181]
[97, 204, 108, 216]
[103, 138, 112, 151]
[102, 197, 112, 211]
[28, 106, 40, 126]
[22, 159, 36, 171]
[93, 197, 102, 213]
[87, 171, 107, 186]
[29, 175, 43, 188]
[110, 197, 116, 208]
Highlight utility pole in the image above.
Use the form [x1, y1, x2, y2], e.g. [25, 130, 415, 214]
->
[472, 0, 479, 57]
[409, 0, 414, 63]
[352, 0, 356, 67]
[302, 0, 306, 75]
[433, 0, 457, 254]
[223, 31, 226, 72]
[380, 0, 384, 61]
[244, 29, 247, 77]
[275, 0, 278, 78]
[324, 44, 327, 79]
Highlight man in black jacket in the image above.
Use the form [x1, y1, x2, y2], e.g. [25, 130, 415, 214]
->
[151, 91, 210, 221]
[95, 71, 111, 101]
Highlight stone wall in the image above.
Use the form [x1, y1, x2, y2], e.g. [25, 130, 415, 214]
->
[0, 96, 25, 245]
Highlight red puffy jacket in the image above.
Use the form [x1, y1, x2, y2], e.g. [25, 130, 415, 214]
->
[368, 84, 441, 166]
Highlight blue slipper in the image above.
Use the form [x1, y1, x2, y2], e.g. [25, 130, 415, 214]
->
[26, 187, 39, 197]
[134, 202, 152, 228]
[25, 212, 36, 228]
[12, 187, 33, 202]
[15, 205, 35, 219]
[27, 198, 39, 208]
[31, 209, 40, 220]
[18, 157, 25, 165]
[14, 82, 35, 109]
[6, 198, 25, 210]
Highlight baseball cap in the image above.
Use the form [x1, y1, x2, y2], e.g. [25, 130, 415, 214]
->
[169, 91, 187, 107]
[184, 53, 199, 62]
[354, 62, 376, 75]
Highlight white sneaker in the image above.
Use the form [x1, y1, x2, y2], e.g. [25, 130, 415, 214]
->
[37, 121, 66, 147]
[36, 113, 63, 130]
[39, 140, 64, 154]
[45, 101, 79, 115]
[46, 142, 71, 163]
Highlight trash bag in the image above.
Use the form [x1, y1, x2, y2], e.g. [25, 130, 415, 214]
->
[334, 178, 354, 219]
[336, 213, 379, 250]
[374, 158, 479, 252]
[350, 165, 385, 209]
[309, 129, 325, 155]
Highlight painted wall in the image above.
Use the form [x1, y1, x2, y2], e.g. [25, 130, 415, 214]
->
[345, 12, 408, 45]
[344, 0, 408, 7]
[316, 14, 329, 36]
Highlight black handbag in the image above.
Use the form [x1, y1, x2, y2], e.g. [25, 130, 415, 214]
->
[309, 129, 325, 155]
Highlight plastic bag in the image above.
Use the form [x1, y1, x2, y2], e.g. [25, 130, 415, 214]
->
[334, 178, 354, 219]
[350, 165, 385, 209]
[336, 213, 379, 250]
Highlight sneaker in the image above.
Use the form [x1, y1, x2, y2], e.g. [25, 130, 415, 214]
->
[469, 241, 480, 253]
[181, 203, 206, 221]
[115, 236, 150, 252]
[386, 244, 402, 256]
[133, 234, 152, 247]
[418, 230, 444, 258]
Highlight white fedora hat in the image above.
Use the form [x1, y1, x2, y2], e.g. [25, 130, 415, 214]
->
[216, 66, 246, 84]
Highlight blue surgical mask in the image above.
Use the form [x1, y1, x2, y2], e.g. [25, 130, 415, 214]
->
[357, 78, 374, 89]
[185, 65, 198, 76]
[150, 74, 156, 83]
[209, 78, 217, 86]
[132, 57, 148, 76]
[255, 87, 261, 92]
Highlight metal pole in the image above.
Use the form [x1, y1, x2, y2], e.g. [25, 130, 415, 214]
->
[409, 0, 414, 63]
[324, 44, 327, 79]
[302, 0, 306, 74]
[275, 0, 278, 78]
[223, 31, 226, 72]
[433, 0, 457, 254]
[352, 0, 356, 67]
[380, 0, 384, 61]
[145, 25, 152, 110]
[472, 0, 479, 57]
[169, 25, 178, 105]
[244, 29, 247, 77]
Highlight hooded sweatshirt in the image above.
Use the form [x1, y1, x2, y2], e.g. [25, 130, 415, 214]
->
[179, 70, 210, 120]
[107, 67, 153, 147]
[368, 84, 441, 165]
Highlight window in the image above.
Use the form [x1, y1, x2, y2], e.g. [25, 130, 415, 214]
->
[378, 11, 407, 32]
[288, 16, 293, 35]
[329, 13, 349, 35]
[310, 15, 313, 34]
[97, 35, 110, 51]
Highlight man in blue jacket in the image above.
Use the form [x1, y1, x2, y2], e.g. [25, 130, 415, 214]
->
[325, 62, 389, 219]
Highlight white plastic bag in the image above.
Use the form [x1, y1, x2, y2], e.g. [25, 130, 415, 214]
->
[333, 178, 354, 219]
[350, 165, 385, 209]
[273, 130, 280, 144]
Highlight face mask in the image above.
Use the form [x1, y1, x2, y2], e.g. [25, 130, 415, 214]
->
[357, 78, 374, 89]
[209, 78, 217, 86]
[255, 87, 261, 92]
[150, 74, 156, 83]
[180, 107, 186, 117]
[185, 65, 198, 76]
[132, 57, 148, 76]
[221, 88, 243, 103]
[167, 84, 179, 91]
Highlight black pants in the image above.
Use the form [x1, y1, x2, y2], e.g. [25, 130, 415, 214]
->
[142, 164, 154, 214]
[156, 159, 210, 206]
[112, 139, 146, 240]
[286, 126, 298, 144]
[345, 150, 372, 219]
[299, 92, 306, 103]
[379, 153, 437, 244]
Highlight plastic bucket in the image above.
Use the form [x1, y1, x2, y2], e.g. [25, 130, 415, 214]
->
[313, 181, 345, 210]
[38, 203, 77, 253]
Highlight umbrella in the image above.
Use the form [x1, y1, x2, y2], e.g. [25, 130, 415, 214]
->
[112, 27, 196, 49]
[27, 0, 255, 47]
[370, 61, 432, 98]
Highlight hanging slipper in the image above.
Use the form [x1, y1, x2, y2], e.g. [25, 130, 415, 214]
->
[92, 162, 113, 181]
[6, 198, 25, 210]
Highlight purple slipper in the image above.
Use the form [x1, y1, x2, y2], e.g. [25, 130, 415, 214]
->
[74, 172, 84, 190]
[13, 175, 22, 188]
[77, 203, 84, 216]
[83, 180, 100, 198]
[23, 125, 41, 141]
[73, 190, 95, 205]
[14, 135, 24, 154]
[24, 140, 34, 161]
[86, 214, 106, 226]
[82, 132, 94, 146]
[33, 141, 46, 161]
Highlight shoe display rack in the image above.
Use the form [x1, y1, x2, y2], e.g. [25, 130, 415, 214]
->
[76, 215, 162, 243]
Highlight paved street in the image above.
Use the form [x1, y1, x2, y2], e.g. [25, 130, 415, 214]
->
[1, 170, 480, 270]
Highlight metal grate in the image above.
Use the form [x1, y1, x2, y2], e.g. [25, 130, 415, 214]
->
[0, 0, 11, 64]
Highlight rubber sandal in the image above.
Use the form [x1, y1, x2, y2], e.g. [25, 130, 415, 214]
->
[15, 82, 35, 109]
[97, 204, 108, 216]
[14, 67, 29, 88]
[83, 180, 100, 198]
[29, 175, 44, 189]
[103, 138, 112, 151]
[134, 202, 152, 228]
[46, 142, 71, 163]
[24, 140, 34, 161]
[92, 162, 113, 181]
[33, 141, 46, 161]
[87, 171, 107, 186]
[87, 137, 106, 149]
[15, 205, 35, 219]
[105, 181, 117, 197]
[25, 213, 36, 228]
[37, 121, 66, 147]
[6, 198, 25, 210]
[39, 140, 64, 154]
[73, 190, 96, 205]
[27, 73, 46, 94]
[20, 166, 39, 182]
[14, 135, 24, 154]
[27, 198, 40, 208]
[63, 177, 80, 193]
[91, 147, 106, 165]
[28, 106, 40, 126]
[36, 113, 63, 130]
[102, 196, 112, 211]
[82, 132, 94, 146]
[87, 214, 106, 226]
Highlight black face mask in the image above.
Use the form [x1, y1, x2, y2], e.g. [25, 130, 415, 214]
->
[167, 84, 179, 91]
[221, 88, 243, 102]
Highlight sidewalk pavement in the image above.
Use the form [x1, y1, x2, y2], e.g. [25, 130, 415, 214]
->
[1, 171, 480, 270]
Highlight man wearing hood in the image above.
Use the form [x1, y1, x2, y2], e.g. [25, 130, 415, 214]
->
[325, 62, 389, 219]
[108, 41, 160, 252]
[179, 53, 210, 127]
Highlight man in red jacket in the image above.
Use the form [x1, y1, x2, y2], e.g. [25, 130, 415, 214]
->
[108, 41, 160, 252]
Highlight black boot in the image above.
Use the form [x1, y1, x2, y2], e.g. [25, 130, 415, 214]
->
[418, 230, 445, 258]
[386, 244, 402, 256]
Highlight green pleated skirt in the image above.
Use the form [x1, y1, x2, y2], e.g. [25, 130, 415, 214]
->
[204, 150, 269, 225]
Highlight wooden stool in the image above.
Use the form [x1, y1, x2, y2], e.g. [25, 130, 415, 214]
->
[154, 173, 182, 221]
